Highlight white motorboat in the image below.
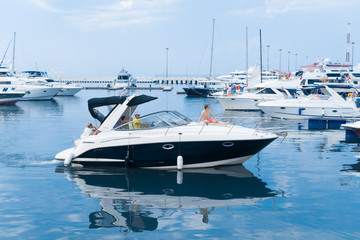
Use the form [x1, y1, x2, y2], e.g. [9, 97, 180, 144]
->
[21, 71, 82, 96]
[298, 58, 360, 98]
[113, 68, 137, 88]
[56, 166, 275, 230]
[258, 85, 360, 120]
[55, 94, 278, 168]
[217, 80, 301, 111]
[0, 68, 60, 100]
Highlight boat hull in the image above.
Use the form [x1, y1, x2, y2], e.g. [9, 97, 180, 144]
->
[218, 97, 265, 110]
[260, 105, 360, 120]
[20, 86, 61, 100]
[183, 87, 221, 97]
[56, 138, 276, 168]
[56, 87, 82, 96]
[0, 92, 25, 104]
[342, 122, 360, 137]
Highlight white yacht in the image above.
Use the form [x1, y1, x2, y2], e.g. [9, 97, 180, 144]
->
[216, 66, 286, 87]
[113, 68, 137, 88]
[299, 58, 360, 97]
[0, 67, 60, 100]
[55, 94, 278, 168]
[216, 70, 249, 84]
[258, 85, 360, 120]
[21, 71, 82, 96]
[217, 80, 301, 111]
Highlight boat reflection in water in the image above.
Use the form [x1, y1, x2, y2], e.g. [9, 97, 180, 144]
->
[56, 165, 276, 232]
[341, 153, 360, 178]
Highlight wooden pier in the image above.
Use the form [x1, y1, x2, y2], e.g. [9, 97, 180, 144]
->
[53, 76, 208, 86]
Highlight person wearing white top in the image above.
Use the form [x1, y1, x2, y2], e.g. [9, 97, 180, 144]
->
[81, 123, 97, 139]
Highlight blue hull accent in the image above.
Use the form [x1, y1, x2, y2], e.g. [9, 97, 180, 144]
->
[345, 130, 360, 143]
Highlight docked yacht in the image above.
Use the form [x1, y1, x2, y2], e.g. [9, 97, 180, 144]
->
[217, 70, 249, 84]
[113, 68, 137, 88]
[217, 66, 285, 86]
[298, 58, 360, 97]
[0, 68, 60, 100]
[21, 71, 82, 96]
[258, 85, 360, 120]
[55, 94, 278, 168]
[217, 80, 301, 111]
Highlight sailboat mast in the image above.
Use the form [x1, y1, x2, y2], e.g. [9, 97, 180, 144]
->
[0, 40, 12, 67]
[12, 32, 16, 70]
[260, 29, 263, 83]
[246, 27, 248, 85]
[209, 18, 215, 80]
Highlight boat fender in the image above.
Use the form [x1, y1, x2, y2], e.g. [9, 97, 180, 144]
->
[177, 170, 183, 184]
[322, 108, 325, 116]
[298, 107, 302, 115]
[64, 151, 74, 166]
[177, 155, 183, 170]
[125, 154, 130, 169]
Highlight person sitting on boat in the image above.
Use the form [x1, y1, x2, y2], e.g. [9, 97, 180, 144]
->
[117, 115, 132, 129]
[81, 123, 97, 139]
[199, 104, 230, 124]
[132, 113, 149, 129]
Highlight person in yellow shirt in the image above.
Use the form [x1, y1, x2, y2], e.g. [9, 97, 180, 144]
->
[132, 113, 149, 129]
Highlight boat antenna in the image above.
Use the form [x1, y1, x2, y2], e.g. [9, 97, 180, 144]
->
[246, 26, 248, 85]
[209, 18, 215, 80]
[259, 29, 263, 83]
[12, 32, 16, 71]
[0, 40, 12, 67]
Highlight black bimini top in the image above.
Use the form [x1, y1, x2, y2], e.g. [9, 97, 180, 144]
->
[88, 94, 158, 123]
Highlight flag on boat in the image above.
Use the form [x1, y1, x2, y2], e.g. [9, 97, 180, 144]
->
[120, 87, 127, 99]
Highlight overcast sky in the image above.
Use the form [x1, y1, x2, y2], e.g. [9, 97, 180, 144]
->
[1, 0, 360, 77]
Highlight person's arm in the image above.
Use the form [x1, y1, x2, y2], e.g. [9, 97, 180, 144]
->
[210, 111, 217, 120]
[198, 113, 204, 123]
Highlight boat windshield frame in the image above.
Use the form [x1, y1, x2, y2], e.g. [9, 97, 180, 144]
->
[114, 110, 192, 131]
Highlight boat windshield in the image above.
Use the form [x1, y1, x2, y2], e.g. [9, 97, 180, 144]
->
[118, 75, 130, 80]
[23, 71, 47, 78]
[115, 111, 192, 131]
[257, 88, 276, 94]
[0, 71, 13, 77]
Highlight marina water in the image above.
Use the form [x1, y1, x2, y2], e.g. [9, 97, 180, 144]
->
[1, 84, 360, 239]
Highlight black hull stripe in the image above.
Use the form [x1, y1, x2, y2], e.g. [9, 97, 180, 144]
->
[74, 138, 276, 168]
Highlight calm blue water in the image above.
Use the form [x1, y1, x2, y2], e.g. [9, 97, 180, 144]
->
[1, 84, 360, 239]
